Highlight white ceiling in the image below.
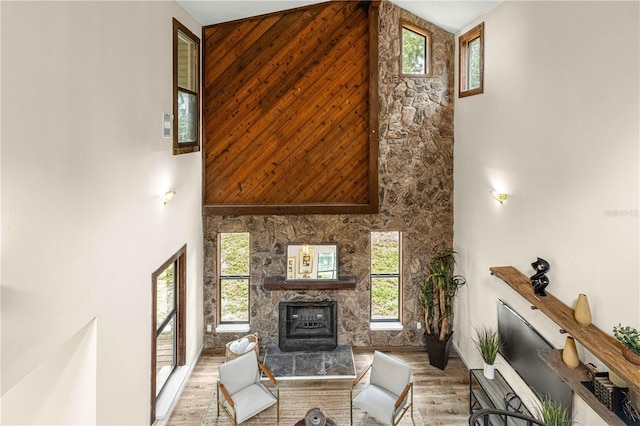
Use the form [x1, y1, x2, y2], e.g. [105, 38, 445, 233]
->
[176, 0, 501, 34]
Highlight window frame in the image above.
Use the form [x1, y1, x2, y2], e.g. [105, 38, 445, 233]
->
[400, 20, 433, 78]
[370, 231, 403, 323]
[172, 18, 200, 155]
[217, 232, 250, 325]
[458, 22, 484, 98]
[151, 244, 186, 423]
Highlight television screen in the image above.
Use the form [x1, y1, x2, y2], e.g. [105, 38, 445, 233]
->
[497, 299, 573, 414]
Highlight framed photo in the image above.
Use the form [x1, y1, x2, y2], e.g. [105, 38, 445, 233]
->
[287, 257, 296, 279]
[299, 247, 315, 278]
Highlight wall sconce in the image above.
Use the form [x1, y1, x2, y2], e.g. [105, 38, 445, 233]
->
[160, 190, 176, 205]
[490, 190, 508, 204]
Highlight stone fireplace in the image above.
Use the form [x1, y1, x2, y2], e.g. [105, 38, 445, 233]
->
[279, 301, 337, 352]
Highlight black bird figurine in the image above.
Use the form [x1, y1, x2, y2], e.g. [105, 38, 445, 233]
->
[530, 257, 550, 296]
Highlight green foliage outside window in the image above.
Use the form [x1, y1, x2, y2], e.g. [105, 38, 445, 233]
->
[468, 37, 481, 90]
[220, 233, 250, 322]
[402, 27, 426, 74]
[371, 232, 400, 320]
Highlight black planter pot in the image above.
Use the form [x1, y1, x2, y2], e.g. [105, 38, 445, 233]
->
[426, 332, 453, 370]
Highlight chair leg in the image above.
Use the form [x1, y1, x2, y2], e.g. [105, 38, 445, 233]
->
[216, 382, 220, 418]
[350, 388, 353, 425]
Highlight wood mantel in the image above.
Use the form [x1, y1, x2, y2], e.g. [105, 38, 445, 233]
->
[490, 266, 640, 396]
[263, 276, 356, 291]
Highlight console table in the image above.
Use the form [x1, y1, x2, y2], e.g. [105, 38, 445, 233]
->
[469, 369, 533, 426]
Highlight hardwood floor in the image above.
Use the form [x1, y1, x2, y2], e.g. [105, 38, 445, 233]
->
[166, 348, 470, 426]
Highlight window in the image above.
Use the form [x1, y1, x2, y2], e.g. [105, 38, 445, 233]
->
[218, 233, 250, 323]
[371, 231, 402, 322]
[400, 21, 432, 77]
[173, 18, 200, 155]
[459, 23, 484, 97]
[151, 245, 186, 423]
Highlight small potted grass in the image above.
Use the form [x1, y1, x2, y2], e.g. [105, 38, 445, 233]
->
[473, 325, 501, 379]
[536, 395, 571, 426]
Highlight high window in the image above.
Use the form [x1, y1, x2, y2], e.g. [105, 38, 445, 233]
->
[400, 21, 432, 77]
[151, 245, 186, 422]
[173, 18, 200, 155]
[459, 23, 484, 97]
[218, 233, 250, 323]
[370, 231, 402, 322]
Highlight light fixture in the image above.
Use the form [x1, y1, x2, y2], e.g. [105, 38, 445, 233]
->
[490, 190, 507, 204]
[160, 190, 176, 205]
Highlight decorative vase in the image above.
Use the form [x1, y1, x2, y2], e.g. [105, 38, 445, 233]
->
[574, 293, 592, 326]
[562, 336, 580, 369]
[483, 362, 495, 379]
[622, 347, 640, 365]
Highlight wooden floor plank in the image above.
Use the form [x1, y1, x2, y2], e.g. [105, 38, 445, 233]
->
[166, 348, 470, 425]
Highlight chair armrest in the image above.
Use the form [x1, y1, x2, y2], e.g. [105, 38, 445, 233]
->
[394, 382, 412, 410]
[352, 364, 372, 387]
[259, 362, 278, 385]
[218, 382, 234, 408]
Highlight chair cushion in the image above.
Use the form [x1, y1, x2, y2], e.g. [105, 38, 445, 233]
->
[353, 384, 403, 425]
[218, 350, 260, 395]
[221, 383, 277, 424]
[370, 351, 411, 396]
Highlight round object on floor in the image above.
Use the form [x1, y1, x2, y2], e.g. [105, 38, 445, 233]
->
[305, 407, 326, 426]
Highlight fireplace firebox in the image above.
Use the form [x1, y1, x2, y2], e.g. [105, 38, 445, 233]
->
[279, 301, 337, 352]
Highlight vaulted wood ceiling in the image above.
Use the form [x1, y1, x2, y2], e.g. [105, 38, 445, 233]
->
[202, 1, 379, 215]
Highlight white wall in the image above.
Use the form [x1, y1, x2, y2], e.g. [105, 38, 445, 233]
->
[454, 1, 639, 424]
[1, 2, 203, 424]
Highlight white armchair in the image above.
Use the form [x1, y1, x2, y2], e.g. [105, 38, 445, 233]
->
[351, 351, 413, 425]
[217, 350, 279, 425]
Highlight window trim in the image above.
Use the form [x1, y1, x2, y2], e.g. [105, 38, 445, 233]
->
[370, 231, 403, 323]
[172, 18, 200, 155]
[400, 20, 433, 78]
[217, 233, 250, 325]
[150, 244, 186, 424]
[458, 22, 484, 98]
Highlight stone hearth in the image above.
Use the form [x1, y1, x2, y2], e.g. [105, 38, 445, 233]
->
[262, 345, 356, 380]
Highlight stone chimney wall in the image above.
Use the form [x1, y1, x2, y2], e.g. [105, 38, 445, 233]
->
[203, 1, 455, 349]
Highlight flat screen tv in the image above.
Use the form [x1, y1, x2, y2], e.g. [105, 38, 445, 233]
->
[497, 299, 573, 414]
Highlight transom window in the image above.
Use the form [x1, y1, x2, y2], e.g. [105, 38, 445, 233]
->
[218, 232, 250, 323]
[400, 21, 432, 77]
[173, 18, 200, 155]
[371, 231, 402, 322]
[459, 22, 484, 97]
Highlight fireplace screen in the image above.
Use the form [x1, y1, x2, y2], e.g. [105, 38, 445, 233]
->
[279, 301, 337, 352]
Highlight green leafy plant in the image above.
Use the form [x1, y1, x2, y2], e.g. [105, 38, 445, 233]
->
[419, 249, 466, 341]
[536, 395, 571, 426]
[613, 324, 640, 355]
[473, 326, 501, 365]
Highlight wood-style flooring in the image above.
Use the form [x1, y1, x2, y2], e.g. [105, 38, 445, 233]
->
[166, 348, 470, 426]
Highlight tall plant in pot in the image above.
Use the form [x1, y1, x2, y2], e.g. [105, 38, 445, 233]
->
[419, 249, 466, 370]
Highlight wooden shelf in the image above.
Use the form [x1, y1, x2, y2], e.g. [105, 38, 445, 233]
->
[490, 266, 640, 397]
[263, 276, 357, 290]
[539, 350, 626, 425]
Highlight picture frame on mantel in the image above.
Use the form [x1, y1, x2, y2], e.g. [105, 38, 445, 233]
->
[287, 257, 296, 279]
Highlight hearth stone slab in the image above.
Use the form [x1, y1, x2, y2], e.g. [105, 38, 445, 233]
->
[262, 344, 356, 380]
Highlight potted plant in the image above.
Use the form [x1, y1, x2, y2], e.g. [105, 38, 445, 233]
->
[535, 395, 571, 426]
[473, 326, 501, 379]
[419, 249, 466, 370]
[613, 324, 640, 365]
